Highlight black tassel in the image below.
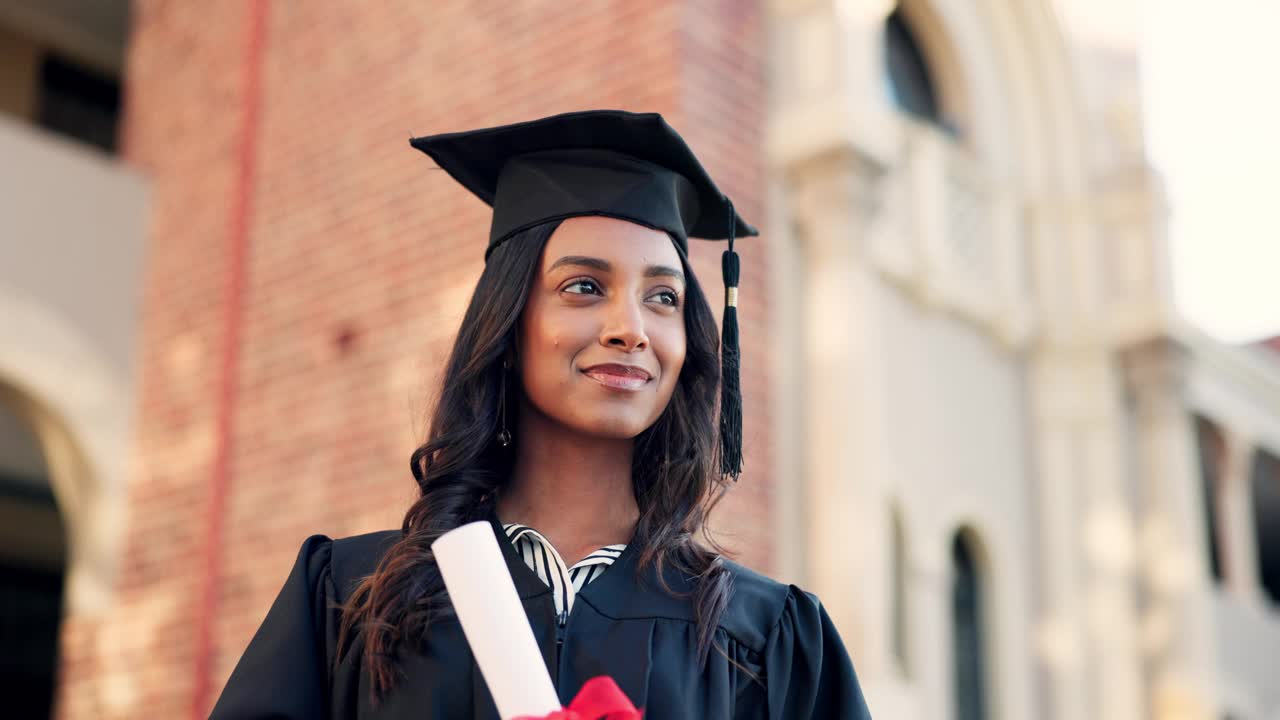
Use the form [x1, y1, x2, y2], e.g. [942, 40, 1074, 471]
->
[719, 202, 743, 480]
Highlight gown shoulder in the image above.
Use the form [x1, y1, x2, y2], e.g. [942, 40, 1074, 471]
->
[209, 530, 400, 719]
[328, 529, 401, 601]
[717, 558, 791, 651]
[719, 559, 874, 719]
[209, 534, 336, 719]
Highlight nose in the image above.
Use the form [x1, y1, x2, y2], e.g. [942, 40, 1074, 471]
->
[600, 295, 649, 352]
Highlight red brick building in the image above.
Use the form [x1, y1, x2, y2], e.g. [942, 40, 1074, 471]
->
[15, 3, 771, 718]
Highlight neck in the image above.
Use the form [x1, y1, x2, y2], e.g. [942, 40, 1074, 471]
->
[496, 401, 640, 555]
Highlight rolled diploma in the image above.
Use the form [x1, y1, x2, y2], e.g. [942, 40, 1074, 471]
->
[432, 521, 561, 719]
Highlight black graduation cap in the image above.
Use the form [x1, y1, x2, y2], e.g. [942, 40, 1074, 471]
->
[409, 109, 753, 479]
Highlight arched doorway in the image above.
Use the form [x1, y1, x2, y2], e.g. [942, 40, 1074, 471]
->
[0, 387, 66, 718]
[952, 529, 989, 720]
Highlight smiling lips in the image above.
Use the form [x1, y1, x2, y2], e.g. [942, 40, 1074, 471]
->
[581, 363, 653, 391]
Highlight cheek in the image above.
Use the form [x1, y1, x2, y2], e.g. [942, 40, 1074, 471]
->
[523, 305, 563, 356]
[521, 310, 586, 392]
[655, 324, 686, 387]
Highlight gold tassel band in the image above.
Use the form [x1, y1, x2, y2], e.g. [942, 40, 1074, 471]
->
[725, 287, 738, 308]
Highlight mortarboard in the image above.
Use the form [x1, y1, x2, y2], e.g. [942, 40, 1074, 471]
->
[409, 109, 753, 479]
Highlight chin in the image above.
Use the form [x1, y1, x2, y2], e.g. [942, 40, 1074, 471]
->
[572, 411, 652, 440]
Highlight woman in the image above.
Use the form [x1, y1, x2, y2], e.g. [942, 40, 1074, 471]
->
[210, 110, 871, 719]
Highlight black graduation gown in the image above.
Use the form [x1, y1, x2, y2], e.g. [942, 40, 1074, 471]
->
[209, 520, 872, 719]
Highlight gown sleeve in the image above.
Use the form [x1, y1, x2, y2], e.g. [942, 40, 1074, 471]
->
[762, 587, 872, 719]
[209, 534, 335, 719]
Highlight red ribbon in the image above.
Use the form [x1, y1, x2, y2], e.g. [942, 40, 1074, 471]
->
[513, 676, 643, 720]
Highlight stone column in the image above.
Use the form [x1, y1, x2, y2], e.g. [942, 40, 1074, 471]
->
[784, 146, 890, 683]
[1123, 338, 1217, 720]
[766, 0, 898, 700]
[1026, 194, 1146, 720]
[1028, 352, 1101, 720]
[1030, 354, 1149, 720]
[1221, 431, 1262, 604]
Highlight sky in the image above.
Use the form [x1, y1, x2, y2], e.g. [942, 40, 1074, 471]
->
[1140, 1, 1280, 342]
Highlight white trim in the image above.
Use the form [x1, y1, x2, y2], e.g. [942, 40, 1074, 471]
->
[0, 284, 132, 615]
[1181, 322, 1280, 455]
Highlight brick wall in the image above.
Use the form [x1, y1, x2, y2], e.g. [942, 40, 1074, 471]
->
[55, 1, 767, 717]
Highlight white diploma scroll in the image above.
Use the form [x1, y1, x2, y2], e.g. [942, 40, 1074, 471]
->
[432, 521, 561, 719]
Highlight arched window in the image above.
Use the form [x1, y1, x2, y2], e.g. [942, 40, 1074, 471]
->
[0, 394, 65, 718]
[883, 7, 943, 127]
[1251, 449, 1280, 605]
[952, 530, 989, 720]
[890, 506, 910, 676]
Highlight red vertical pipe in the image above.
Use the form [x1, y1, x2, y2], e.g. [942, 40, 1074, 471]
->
[191, 1, 269, 717]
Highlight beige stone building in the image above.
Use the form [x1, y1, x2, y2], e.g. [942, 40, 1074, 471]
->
[763, 2, 1280, 718]
[0, 1, 1277, 718]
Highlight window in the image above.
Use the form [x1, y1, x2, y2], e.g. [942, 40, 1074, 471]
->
[1251, 449, 1280, 604]
[952, 531, 988, 720]
[1194, 416, 1226, 583]
[883, 8, 943, 126]
[890, 506, 910, 676]
[36, 53, 120, 153]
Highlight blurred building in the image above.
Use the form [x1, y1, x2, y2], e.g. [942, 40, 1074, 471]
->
[0, 0, 142, 718]
[0, 1, 1277, 719]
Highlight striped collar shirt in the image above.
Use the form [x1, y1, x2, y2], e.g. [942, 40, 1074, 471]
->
[502, 523, 626, 625]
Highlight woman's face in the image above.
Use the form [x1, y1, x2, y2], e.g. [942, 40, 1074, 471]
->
[517, 215, 687, 439]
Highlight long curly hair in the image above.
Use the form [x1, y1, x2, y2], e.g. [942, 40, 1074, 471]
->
[336, 218, 735, 703]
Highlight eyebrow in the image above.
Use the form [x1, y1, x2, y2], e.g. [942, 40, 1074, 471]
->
[547, 255, 685, 284]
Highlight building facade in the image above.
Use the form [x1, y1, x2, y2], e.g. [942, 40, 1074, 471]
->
[0, 1, 1277, 718]
[764, 2, 1280, 718]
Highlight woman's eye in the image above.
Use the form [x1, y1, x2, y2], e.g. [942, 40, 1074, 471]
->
[563, 279, 602, 295]
[652, 290, 680, 307]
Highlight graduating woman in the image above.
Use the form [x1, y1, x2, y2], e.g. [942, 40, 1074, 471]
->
[210, 110, 872, 719]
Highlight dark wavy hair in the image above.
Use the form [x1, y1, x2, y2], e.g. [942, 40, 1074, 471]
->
[336, 218, 734, 703]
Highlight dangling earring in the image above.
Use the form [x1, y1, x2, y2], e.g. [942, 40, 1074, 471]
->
[497, 358, 512, 447]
